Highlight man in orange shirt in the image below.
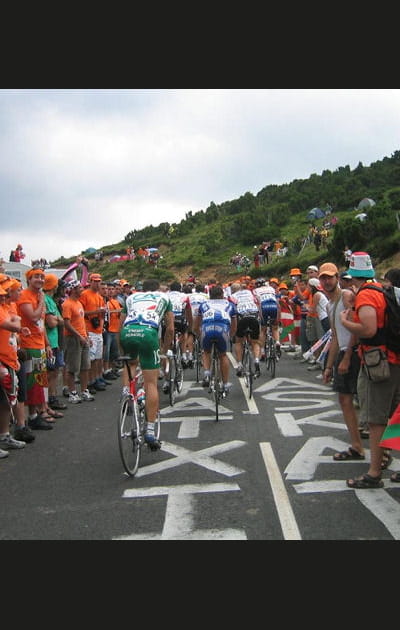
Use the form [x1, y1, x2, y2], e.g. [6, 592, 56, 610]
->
[0, 284, 27, 454]
[102, 283, 122, 380]
[340, 252, 400, 489]
[79, 272, 107, 393]
[0, 275, 35, 444]
[62, 280, 94, 403]
[16, 268, 54, 430]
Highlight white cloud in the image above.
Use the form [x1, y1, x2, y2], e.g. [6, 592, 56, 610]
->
[1, 88, 399, 265]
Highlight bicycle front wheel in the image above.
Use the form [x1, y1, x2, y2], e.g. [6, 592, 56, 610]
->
[211, 344, 221, 421]
[118, 396, 140, 476]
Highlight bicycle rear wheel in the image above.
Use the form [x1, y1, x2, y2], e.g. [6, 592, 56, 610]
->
[117, 396, 140, 476]
[242, 343, 253, 399]
[175, 345, 184, 393]
[194, 337, 201, 382]
[266, 337, 276, 378]
[169, 356, 177, 406]
[210, 343, 221, 421]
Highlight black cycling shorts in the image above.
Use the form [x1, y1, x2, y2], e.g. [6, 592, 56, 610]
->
[236, 315, 260, 340]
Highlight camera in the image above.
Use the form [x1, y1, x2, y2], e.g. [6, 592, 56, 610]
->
[90, 316, 101, 328]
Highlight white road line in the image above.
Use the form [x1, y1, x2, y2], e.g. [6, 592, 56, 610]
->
[259, 441, 302, 540]
[227, 351, 259, 414]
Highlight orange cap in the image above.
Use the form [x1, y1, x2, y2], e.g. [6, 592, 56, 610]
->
[43, 273, 59, 291]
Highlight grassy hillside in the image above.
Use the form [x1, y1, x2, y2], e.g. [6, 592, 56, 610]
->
[51, 151, 400, 286]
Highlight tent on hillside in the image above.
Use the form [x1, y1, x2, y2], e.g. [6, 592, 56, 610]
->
[355, 212, 368, 222]
[357, 198, 376, 210]
[307, 207, 325, 220]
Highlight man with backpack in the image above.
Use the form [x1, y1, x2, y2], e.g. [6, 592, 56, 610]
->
[340, 252, 400, 489]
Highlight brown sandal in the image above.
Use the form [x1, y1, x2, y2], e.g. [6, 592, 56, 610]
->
[333, 447, 365, 461]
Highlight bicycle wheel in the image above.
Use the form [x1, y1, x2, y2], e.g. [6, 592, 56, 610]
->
[169, 355, 177, 406]
[194, 337, 201, 383]
[175, 345, 184, 393]
[117, 396, 141, 476]
[267, 337, 276, 378]
[242, 343, 253, 399]
[210, 343, 221, 421]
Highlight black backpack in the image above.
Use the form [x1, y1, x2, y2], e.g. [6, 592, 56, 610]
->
[358, 284, 400, 353]
[9, 250, 15, 262]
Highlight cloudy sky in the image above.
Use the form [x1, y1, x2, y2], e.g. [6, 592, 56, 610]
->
[1, 88, 399, 266]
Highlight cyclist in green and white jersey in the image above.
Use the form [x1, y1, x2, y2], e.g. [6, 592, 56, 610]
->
[120, 279, 174, 445]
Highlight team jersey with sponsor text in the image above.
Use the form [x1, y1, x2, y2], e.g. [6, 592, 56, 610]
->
[123, 291, 173, 329]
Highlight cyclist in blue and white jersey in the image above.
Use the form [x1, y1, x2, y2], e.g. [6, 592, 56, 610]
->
[230, 282, 262, 377]
[120, 279, 174, 446]
[194, 284, 237, 394]
[253, 278, 281, 359]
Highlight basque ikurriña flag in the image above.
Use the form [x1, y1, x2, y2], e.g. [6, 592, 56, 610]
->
[379, 403, 400, 451]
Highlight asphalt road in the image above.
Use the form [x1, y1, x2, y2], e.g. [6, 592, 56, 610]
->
[1, 348, 400, 540]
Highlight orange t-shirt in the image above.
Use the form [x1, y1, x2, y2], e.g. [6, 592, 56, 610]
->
[79, 289, 105, 333]
[62, 297, 87, 338]
[16, 288, 46, 349]
[107, 297, 122, 333]
[355, 282, 400, 366]
[0, 304, 19, 370]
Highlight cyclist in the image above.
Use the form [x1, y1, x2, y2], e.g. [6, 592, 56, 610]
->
[185, 282, 208, 367]
[165, 281, 191, 369]
[194, 284, 237, 395]
[230, 282, 262, 377]
[253, 277, 281, 359]
[120, 278, 174, 447]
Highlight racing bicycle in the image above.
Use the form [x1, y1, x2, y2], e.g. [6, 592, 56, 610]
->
[208, 339, 226, 421]
[264, 317, 278, 378]
[192, 333, 202, 382]
[165, 330, 184, 406]
[241, 326, 256, 399]
[117, 356, 161, 477]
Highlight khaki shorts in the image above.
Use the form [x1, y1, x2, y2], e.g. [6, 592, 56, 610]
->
[357, 362, 400, 425]
[64, 336, 91, 374]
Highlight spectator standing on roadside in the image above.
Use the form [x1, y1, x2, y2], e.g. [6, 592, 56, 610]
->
[102, 283, 122, 380]
[43, 273, 67, 414]
[0, 283, 28, 455]
[79, 272, 107, 394]
[340, 252, 400, 489]
[61, 280, 94, 403]
[16, 268, 55, 430]
[319, 263, 364, 461]
[1, 277, 35, 443]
